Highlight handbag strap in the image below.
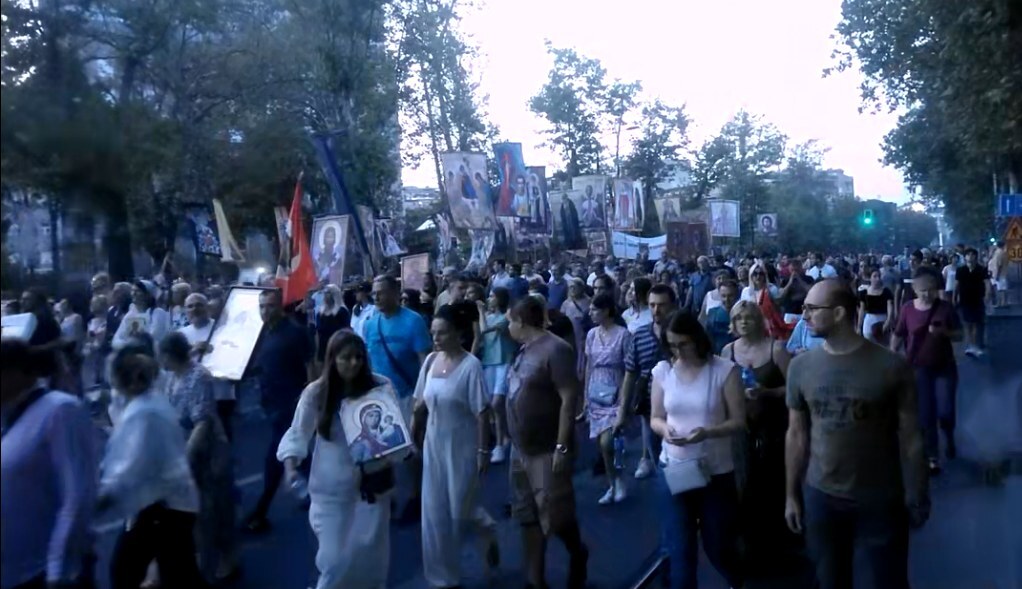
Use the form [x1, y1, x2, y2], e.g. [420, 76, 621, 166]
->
[376, 316, 417, 389]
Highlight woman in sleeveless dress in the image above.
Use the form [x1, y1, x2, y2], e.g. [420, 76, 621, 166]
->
[721, 300, 794, 573]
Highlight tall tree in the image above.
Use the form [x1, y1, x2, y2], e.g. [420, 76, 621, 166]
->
[529, 44, 607, 178]
[622, 100, 689, 234]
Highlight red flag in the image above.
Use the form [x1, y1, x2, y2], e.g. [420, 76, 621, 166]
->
[278, 176, 317, 306]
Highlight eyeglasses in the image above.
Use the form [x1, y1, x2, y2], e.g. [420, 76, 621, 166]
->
[803, 303, 836, 313]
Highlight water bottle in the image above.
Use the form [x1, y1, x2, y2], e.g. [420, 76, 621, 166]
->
[613, 434, 625, 470]
[741, 367, 758, 389]
[290, 475, 309, 502]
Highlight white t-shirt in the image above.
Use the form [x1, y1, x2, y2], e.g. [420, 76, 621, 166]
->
[806, 264, 837, 281]
[652, 357, 735, 475]
[942, 264, 957, 293]
[177, 322, 235, 401]
[702, 290, 723, 315]
[622, 307, 653, 334]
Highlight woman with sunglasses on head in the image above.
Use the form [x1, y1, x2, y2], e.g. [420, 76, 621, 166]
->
[411, 304, 498, 589]
[276, 331, 403, 589]
[740, 263, 780, 304]
[650, 312, 746, 589]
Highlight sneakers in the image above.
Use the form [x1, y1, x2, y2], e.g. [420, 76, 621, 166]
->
[598, 479, 627, 505]
[965, 346, 987, 358]
[490, 444, 508, 464]
[634, 457, 654, 479]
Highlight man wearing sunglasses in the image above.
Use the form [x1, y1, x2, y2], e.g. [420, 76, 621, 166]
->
[785, 279, 928, 589]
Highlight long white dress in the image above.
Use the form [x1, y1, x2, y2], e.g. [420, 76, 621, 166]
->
[415, 352, 496, 587]
[276, 377, 398, 589]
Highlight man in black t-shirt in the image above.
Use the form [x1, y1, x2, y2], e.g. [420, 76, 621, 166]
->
[953, 248, 990, 357]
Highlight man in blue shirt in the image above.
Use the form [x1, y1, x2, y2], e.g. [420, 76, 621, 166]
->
[507, 264, 530, 304]
[684, 255, 714, 316]
[363, 275, 432, 522]
[245, 289, 312, 533]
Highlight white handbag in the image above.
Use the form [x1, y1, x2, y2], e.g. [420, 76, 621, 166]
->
[662, 362, 714, 495]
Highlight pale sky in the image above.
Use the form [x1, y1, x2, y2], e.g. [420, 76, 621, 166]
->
[402, 0, 911, 203]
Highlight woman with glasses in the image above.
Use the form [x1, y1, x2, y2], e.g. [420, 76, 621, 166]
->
[584, 293, 633, 505]
[720, 301, 793, 574]
[650, 312, 745, 589]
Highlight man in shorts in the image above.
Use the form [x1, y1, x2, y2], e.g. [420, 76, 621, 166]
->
[954, 248, 990, 357]
[506, 296, 588, 589]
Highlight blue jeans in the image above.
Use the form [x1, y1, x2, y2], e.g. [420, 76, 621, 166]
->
[804, 485, 909, 589]
[914, 366, 957, 459]
[656, 468, 743, 589]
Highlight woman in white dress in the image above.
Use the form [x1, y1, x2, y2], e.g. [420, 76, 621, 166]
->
[411, 304, 498, 589]
[277, 331, 403, 589]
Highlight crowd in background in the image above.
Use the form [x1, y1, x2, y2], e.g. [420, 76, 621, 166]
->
[0, 237, 1014, 589]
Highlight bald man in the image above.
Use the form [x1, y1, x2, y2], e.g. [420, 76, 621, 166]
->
[784, 279, 928, 589]
[177, 293, 237, 439]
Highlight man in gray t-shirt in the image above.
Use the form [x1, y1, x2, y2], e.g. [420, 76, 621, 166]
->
[785, 279, 928, 589]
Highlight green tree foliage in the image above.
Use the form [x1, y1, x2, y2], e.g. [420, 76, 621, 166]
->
[832, 0, 1022, 238]
[529, 44, 608, 178]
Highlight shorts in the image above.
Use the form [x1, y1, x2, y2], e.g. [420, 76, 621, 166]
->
[959, 303, 986, 324]
[995, 277, 1009, 291]
[483, 364, 509, 398]
[509, 448, 577, 535]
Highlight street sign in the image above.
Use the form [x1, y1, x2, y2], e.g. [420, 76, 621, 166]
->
[1005, 216, 1022, 263]
[998, 194, 1022, 217]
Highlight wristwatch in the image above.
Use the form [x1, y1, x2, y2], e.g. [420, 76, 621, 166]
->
[555, 443, 569, 455]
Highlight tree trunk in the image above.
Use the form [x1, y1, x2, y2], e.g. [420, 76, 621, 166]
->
[102, 190, 134, 280]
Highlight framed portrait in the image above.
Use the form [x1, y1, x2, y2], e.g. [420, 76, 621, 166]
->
[400, 253, 431, 292]
[492, 143, 530, 219]
[310, 215, 349, 286]
[1, 312, 37, 341]
[200, 286, 268, 381]
[441, 152, 498, 229]
[571, 175, 609, 230]
[757, 213, 778, 236]
[709, 200, 741, 238]
[340, 388, 413, 464]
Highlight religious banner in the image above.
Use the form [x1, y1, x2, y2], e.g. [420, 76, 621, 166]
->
[374, 218, 406, 257]
[571, 175, 609, 230]
[310, 215, 350, 286]
[435, 212, 452, 265]
[355, 205, 379, 272]
[494, 217, 516, 260]
[757, 213, 778, 236]
[466, 230, 495, 271]
[520, 166, 552, 236]
[633, 180, 646, 229]
[200, 286, 267, 381]
[440, 152, 497, 230]
[655, 197, 682, 232]
[493, 143, 530, 218]
[588, 234, 608, 256]
[400, 253, 430, 292]
[612, 178, 641, 231]
[550, 189, 586, 250]
[709, 200, 740, 238]
[666, 221, 710, 261]
[611, 232, 666, 260]
[184, 205, 222, 257]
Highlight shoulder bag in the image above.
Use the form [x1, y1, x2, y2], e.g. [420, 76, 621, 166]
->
[410, 353, 438, 450]
[662, 362, 714, 495]
[376, 315, 417, 389]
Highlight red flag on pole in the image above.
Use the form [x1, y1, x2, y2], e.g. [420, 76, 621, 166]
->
[278, 176, 317, 306]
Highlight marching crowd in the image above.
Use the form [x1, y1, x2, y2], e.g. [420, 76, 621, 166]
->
[0, 239, 1013, 589]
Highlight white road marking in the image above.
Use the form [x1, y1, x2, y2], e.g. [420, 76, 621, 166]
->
[92, 472, 265, 535]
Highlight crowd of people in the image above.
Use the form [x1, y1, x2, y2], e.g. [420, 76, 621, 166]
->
[0, 238, 1013, 589]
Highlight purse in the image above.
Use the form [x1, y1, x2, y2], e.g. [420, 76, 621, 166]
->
[587, 380, 619, 407]
[661, 362, 715, 495]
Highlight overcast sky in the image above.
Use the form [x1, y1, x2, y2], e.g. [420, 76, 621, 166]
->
[401, 0, 911, 203]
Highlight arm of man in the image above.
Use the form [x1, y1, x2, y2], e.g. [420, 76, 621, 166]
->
[551, 343, 581, 473]
[47, 402, 98, 585]
[785, 361, 809, 533]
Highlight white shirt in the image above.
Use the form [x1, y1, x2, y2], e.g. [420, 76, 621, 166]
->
[702, 290, 723, 315]
[806, 264, 837, 281]
[652, 357, 735, 475]
[177, 322, 235, 401]
[100, 392, 199, 519]
[622, 307, 653, 334]
[740, 284, 780, 304]
[351, 304, 377, 339]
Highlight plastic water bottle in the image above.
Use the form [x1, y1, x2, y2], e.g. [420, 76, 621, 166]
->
[290, 475, 309, 502]
[613, 435, 625, 470]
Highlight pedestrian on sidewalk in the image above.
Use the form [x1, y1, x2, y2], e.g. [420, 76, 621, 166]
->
[891, 267, 961, 473]
[244, 289, 313, 533]
[1, 341, 98, 589]
[277, 331, 400, 589]
[786, 279, 930, 589]
[412, 304, 499, 588]
[506, 296, 589, 589]
[478, 287, 516, 464]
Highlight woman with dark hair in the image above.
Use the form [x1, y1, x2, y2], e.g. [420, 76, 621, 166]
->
[276, 331, 402, 589]
[99, 346, 207, 589]
[157, 332, 238, 582]
[478, 286, 516, 463]
[401, 288, 425, 316]
[650, 312, 746, 589]
[411, 304, 497, 588]
[584, 293, 632, 505]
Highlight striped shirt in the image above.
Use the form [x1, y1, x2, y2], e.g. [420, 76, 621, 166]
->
[625, 323, 666, 398]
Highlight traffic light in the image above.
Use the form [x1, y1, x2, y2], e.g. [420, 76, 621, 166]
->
[862, 208, 874, 226]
